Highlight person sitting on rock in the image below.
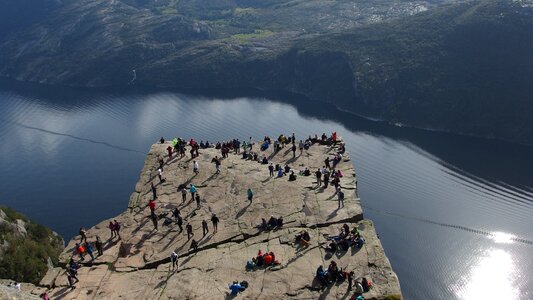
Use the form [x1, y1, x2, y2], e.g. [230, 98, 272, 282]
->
[277, 168, 284, 178]
[264, 252, 273, 266]
[327, 261, 340, 283]
[361, 277, 371, 292]
[276, 216, 283, 227]
[284, 164, 291, 174]
[261, 156, 268, 165]
[323, 240, 338, 253]
[267, 216, 277, 229]
[258, 218, 267, 230]
[316, 265, 329, 288]
[295, 230, 310, 247]
[288, 171, 297, 181]
[303, 167, 311, 176]
[229, 281, 242, 296]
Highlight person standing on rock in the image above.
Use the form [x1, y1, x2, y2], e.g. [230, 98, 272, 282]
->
[211, 214, 219, 233]
[193, 160, 199, 174]
[158, 167, 165, 183]
[190, 239, 199, 253]
[323, 172, 330, 189]
[79, 227, 87, 244]
[95, 236, 104, 256]
[170, 250, 178, 271]
[247, 188, 254, 203]
[315, 169, 322, 187]
[167, 145, 173, 160]
[190, 184, 197, 201]
[85, 242, 95, 260]
[113, 220, 121, 239]
[150, 211, 158, 231]
[292, 143, 297, 158]
[268, 163, 274, 177]
[202, 219, 209, 236]
[324, 157, 331, 170]
[186, 223, 193, 239]
[157, 154, 164, 169]
[151, 181, 157, 199]
[148, 199, 156, 213]
[109, 221, 115, 239]
[176, 214, 184, 232]
[181, 187, 187, 203]
[337, 188, 345, 208]
[212, 156, 221, 174]
[195, 193, 201, 209]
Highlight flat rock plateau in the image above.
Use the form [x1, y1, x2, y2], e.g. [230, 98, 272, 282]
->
[33, 138, 401, 299]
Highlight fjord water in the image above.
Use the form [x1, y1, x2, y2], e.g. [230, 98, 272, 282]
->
[0, 81, 532, 299]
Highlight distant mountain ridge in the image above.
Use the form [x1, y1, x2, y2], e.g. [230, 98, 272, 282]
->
[0, 0, 532, 145]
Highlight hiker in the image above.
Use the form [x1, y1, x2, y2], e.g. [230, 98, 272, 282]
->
[229, 281, 242, 296]
[361, 277, 371, 292]
[151, 181, 157, 199]
[75, 243, 85, 261]
[150, 211, 158, 230]
[267, 216, 277, 229]
[166, 145, 173, 159]
[268, 163, 274, 177]
[211, 214, 219, 233]
[85, 242, 95, 260]
[186, 223, 193, 239]
[247, 188, 254, 203]
[316, 266, 329, 288]
[195, 193, 201, 209]
[323, 172, 330, 188]
[171, 250, 178, 271]
[202, 219, 209, 236]
[190, 239, 199, 252]
[79, 227, 87, 244]
[193, 160, 199, 174]
[95, 236, 103, 256]
[347, 271, 355, 290]
[212, 156, 221, 174]
[157, 154, 164, 169]
[190, 184, 197, 200]
[148, 199, 156, 213]
[291, 143, 297, 158]
[289, 171, 296, 181]
[176, 215, 183, 232]
[181, 187, 187, 203]
[172, 207, 181, 221]
[67, 273, 76, 289]
[324, 157, 331, 169]
[337, 188, 345, 208]
[108, 221, 115, 239]
[158, 168, 165, 183]
[324, 240, 338, 253]
[295, 230, 310, 246]
[315, 169, 322, 186]
[113, 220, 121, 239]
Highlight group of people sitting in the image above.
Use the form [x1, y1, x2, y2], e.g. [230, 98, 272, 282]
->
[315, 261, 373, 294]
[246, 250, 281, 270]
[322, 224, 365, 253]
[257, 215, 284, 230]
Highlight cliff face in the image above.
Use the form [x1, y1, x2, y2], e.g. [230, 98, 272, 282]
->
[33, 140, 401, 299]
[0, 206, 64, 285]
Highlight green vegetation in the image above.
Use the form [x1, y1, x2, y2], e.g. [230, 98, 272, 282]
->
[0, 206, 63, 284]
[231, 29, 274, 41]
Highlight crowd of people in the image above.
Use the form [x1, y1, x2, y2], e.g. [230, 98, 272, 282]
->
[64, 132, 373, 297]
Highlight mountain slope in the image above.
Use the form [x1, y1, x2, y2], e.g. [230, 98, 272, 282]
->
[0, 0, 531, 144]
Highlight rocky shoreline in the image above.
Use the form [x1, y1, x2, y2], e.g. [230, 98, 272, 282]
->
[29, 137, 401, 299]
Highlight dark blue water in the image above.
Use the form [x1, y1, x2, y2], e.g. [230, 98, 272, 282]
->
[0, 80, 531, 299]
